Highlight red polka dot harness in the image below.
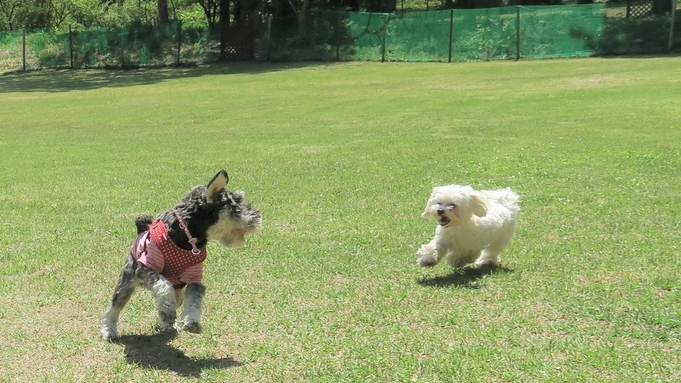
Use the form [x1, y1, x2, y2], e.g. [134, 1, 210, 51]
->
[149, 219, 206, 289]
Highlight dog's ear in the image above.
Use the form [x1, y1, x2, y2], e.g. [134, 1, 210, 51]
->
[421, 203, 433, 218]
[421, 189, 439, 218]
[206, 170, 229, 203]
[469, 193, 488, 217]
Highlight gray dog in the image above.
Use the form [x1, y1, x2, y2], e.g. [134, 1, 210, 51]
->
[101, 170, 262, 341]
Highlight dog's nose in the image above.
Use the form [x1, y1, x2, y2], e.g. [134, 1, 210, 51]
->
[437, 208, 444, 215]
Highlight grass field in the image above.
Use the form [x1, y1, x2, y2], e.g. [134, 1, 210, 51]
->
[0, 58, 680, 382]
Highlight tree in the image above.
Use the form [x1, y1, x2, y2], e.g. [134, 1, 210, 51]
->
[652, 0, 672, 15]
[273, 0, 310, 37]
[3, 0, 52, 29]
[509, 0, 563, 4]
[195, 0, 219, 26]
[0, 0, 22, 30]
[158, 0, 169, 23]
[69, 0, 106, 28]
[51, 0, 76, 28]
[220, 0, 228, 58]
[298, 0, 310, 36]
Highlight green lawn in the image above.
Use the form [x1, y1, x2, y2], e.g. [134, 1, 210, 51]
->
[0, 58, 679, 382]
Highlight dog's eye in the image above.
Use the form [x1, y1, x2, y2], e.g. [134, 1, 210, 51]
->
[449, 204, 456, 208]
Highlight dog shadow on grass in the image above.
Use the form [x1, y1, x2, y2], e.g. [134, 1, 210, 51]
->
[416, 265, 514, 289]
[115, 333, 242, 378]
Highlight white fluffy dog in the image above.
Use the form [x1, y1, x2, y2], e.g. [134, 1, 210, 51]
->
[416, 185, 520, 268]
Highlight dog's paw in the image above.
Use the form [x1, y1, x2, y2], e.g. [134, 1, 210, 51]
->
[182, 322, 202, 334]
[416, 243, 438, 267]
[475, 260, 500, 269]
[100, 328, 120, 341]
[159, 323, 178, 335]
[475, 255, 501, 267]
[417, 255, 438, 267]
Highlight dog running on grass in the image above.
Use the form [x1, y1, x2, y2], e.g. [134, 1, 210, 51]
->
[416, 184, 519, 269]
[100, 170, 262, 341]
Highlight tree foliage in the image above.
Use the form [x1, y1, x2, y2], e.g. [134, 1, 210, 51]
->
[0, 0, 600, 32]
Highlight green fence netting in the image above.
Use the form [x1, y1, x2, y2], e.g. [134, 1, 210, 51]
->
[259, 4, 609, 62]
[519, 5, 606, 58]
[452, 7, 519, 61]
[386, 11, 452, 62]
[0, 30, 24, 71]
[0, 22, 219, 73]
[72, 23, 181, 68]
[24, 29, 72, 70]
[179, 25, 221, 64]
[599, 14, 681, 54]
[1, 3, 680, 73]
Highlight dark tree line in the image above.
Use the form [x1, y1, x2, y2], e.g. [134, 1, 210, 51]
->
[0, 0, 675, 32]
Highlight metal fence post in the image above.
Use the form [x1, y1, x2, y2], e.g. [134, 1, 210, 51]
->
[69, 25, 74, 69]
[336, 11, 341, 61]
[670, 0, 677, 51]
[448, 9, 454, 63]
[22, 29, 26, 71]
[266, 15, 272, 61]
[381, 15, 388, 63]
[177, 21, 182, 66]
[516, 6, 521, 61]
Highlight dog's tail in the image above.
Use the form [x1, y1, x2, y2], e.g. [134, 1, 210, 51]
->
[135, 215, 154, 234]
[498, 188, 521, 214]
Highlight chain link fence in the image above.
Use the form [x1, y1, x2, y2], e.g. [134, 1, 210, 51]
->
[1, 3, 679, 74]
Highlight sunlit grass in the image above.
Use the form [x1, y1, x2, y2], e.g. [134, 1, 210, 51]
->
[0, 58, 679, 382]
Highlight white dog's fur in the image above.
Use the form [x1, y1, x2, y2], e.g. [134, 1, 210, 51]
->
[417, 185, 520, 268]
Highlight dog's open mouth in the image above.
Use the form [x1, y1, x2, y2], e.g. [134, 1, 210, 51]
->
[438, 216, 451, 226]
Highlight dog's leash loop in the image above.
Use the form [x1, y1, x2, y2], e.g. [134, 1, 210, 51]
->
[174, 211, 201, 255]
[188, 238, 201, 255]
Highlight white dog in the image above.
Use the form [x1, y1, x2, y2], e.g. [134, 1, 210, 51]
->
[416, 185, 520, 268]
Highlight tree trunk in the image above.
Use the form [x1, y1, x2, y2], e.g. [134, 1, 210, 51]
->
[298, 0, 310, 37]
[652, 0, 672, 15]
[220, 0, 230, 60]
[158, 0, 169, 24]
